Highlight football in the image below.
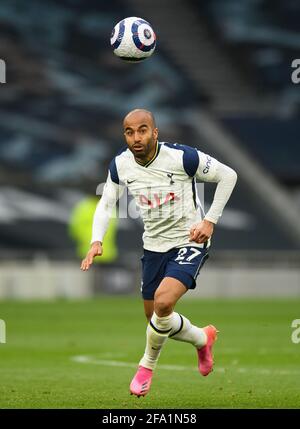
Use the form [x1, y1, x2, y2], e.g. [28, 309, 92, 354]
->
[110, 16, 156, 62]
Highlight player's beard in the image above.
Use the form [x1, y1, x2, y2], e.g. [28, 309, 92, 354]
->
[132, 137, 156, 163]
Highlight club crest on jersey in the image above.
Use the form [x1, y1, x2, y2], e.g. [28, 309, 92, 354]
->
[167, 173, 174, 185]
[139, 192, 179, 209]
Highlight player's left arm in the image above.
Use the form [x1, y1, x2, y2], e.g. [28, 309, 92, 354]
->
[81, 171, 124, 270]
[189, 152, 238, 244]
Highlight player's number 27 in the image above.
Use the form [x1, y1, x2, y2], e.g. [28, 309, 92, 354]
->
[175, 247, 201, 263]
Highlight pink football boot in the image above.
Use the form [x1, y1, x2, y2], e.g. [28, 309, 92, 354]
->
[130, 366, 153, 397]
[197, 325, 218, 376]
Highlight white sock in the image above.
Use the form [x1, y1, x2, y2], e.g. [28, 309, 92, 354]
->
[169, 312, 207, 348]
[139, 312, 174, 370]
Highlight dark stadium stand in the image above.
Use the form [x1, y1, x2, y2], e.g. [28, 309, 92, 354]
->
[221, 116, 300, 186]
[0, 0, 198, 185]
[0, 0, 299, 255]
[191, 0, 300, 94]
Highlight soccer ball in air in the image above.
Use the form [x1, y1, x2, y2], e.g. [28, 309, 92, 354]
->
[110, 17, 156, 62]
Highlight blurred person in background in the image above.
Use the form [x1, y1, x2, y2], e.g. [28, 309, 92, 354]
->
[69, 195, 118, 263]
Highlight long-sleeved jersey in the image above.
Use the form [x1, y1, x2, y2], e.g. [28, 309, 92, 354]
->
[91, 141, 237, 252]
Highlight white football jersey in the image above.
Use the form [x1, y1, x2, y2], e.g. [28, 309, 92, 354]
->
[92, 141, 237, 252]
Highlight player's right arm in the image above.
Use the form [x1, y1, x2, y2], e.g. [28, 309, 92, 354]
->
[80, 170, 125, 271]
[189, 151, 237, 244]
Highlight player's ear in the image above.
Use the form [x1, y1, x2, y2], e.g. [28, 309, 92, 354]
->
[153, 127, 158, 140]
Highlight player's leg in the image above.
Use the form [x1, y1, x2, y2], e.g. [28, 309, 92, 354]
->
[142, 276, 217, 375]
[138, 277, 187, 368]
[140, 277, 216, 375]
[164, 246, 218, 376]
[143, 300, 153, 322]
[130, 277, 186, 397]
[154, 276, 187, 316]
[169, 312, 218, 376]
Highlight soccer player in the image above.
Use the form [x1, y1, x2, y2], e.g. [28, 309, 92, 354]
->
[81, 109, 237, 397]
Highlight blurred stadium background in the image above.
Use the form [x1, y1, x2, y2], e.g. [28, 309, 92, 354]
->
[0, 0, 299, 299]
[0, 0, 300, 410]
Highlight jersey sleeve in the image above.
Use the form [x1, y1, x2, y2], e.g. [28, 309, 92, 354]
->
[195, 151, 219, 182]
[196, 151, 238, 224]
[91, 171, 125, 244]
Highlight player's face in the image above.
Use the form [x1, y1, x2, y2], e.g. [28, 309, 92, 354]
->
[123, 115, 158, 159]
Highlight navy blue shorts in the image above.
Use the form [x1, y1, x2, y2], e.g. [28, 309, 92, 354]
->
[141, 245, 209, 300]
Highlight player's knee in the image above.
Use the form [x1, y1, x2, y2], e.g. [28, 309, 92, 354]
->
[154, 296, 173, 316]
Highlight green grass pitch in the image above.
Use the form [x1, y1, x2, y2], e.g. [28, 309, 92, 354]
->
[0, 297, 299, 409]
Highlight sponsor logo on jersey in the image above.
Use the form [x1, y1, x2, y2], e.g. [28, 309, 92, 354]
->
[139, 192, 179, 209]
[203, 155, 212, 174]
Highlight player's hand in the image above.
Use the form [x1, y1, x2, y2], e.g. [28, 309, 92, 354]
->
[80, 241, 103, 271]
[189, 219, 214, 244]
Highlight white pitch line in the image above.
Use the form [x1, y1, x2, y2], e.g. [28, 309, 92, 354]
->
[71, 355, 300, 376]
[71, 355, 190, 371]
